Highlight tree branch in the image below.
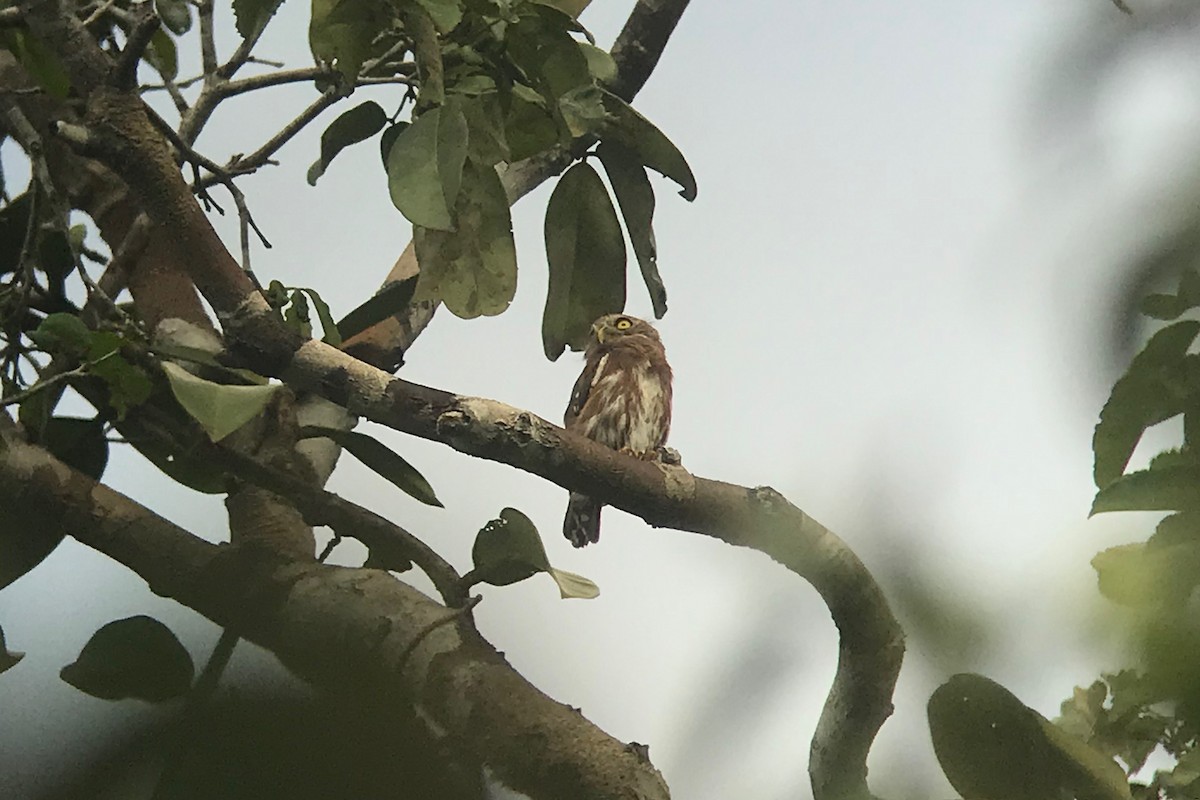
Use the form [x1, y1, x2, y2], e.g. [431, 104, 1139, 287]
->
[0, 419, 670, 800]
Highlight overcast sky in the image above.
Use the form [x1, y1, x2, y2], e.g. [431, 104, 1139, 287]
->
[3, 1, 1194, 797]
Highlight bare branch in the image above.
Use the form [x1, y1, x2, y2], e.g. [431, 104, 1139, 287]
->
[113, 3, 160, 90]
[197, 0, 218, 76]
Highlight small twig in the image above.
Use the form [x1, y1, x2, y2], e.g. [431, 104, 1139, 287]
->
[317, 533, 342, 562]
[196, 0, 218, 76]
[113, 5, 161, 90]
[396, 597, 481, 670]
[219, 66, 337, 99]
[0, 365, 86, 408]
[243, 55, 285, 69]
[216, 0, 281, 80]
[82, 0, 119, 28]
[1112, 0, 1132, 13]
[158, 72, 190, 117]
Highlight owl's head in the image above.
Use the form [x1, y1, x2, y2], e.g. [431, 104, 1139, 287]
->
[590, 313, 660, 346]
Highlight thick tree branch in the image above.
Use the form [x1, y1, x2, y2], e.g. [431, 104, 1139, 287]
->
[0, 420, 670, 800]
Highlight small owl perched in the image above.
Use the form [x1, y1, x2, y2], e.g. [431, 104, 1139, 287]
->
[563, 314, 673, 547]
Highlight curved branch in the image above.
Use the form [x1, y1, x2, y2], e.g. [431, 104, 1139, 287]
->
[0, 422, 670, 800]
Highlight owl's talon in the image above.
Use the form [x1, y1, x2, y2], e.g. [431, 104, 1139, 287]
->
[656, 446, 682, 466]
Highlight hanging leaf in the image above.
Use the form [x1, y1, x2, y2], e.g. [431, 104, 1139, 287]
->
[0, 624, 23, 675]
[503, 86, 558, 162]
[459, 93, 509, 166]
[28, 313, 92, 355]
[1090, 543, 1200, 607]
[161, 362, 278, 442]
[1092, 321, 1200, 488]
[298, 288, 342, 346]
[307, 101, 388, 186]
[378, 122, 409, 168]
[299, 425, 442, 506]
[547, 567, 599, 600]
[600, 91, 697, 201]
[467, 507, 551, 586]
[599, 141, 666, 318]
[154, 0, 192, 35]
[60, 616, 194, 702]
[542, 161, 626, 360]
[413, 159, 516, 318]
[557, 84, 609, 138]
[0, 193, 33, 273]
[578, 42, 616, 83]
[87, 333, 153, 418]
[0, 30, 70, 99]
[233, 0, 285, 39]
[0, 503, 65, 591]
[385, 104, 469, 231]
[309, 0, 394, 80]
[336, 276, 418, 340]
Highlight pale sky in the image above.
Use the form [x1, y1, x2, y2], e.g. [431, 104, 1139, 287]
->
[3, 1, 1192, 798]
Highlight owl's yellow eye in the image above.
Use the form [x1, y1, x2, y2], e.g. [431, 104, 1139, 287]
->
[615, 317, 632, 330]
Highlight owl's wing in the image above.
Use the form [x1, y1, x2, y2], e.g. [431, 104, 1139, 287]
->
[564, 353, 605, 428]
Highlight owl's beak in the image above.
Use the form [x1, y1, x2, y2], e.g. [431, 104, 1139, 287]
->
[592, 322, 606, 344]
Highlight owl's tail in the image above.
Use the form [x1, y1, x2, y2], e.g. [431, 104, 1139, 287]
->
[563, 492, 602, 547]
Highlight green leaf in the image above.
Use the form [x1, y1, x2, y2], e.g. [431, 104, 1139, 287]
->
[599, 142, 666, 318]
[547, 567, 599, 599]
[37, 228, 75, 281]
[502, 89, 558, 162]
[1141, 293, 1188, 321]
[29, 313, 92, 355]
[1040, 716, 1133, 800]
[233, 0, 285, 39]
[40, 416, 108, 480]
[335, 276, 418, 340]
[155, 0, 192, 35]
[1090, 543, 1200, 607]
[60, 616, 194, 702]
[385, 104, 469, 231]
[1091, 466, 1200, 515]
[928, 673, 1072, 800]
[132, 435, 228, 494]
[88, 333, 153, 418]
[557, 84, 609, 138]
[459, 93, 509, 166]
[161, 362, 278, 442]
[413, 0, 461, 32]
[1, 30, 70, 99]
[299, 288, 342, 346]
[284, 289, 313, 338]
[542, 161, 626, 360]
[600, 91, 697, 201]
[310, 0, 394, 80]
[578, 42, 616, 84]
[413, 159, 516, 318]
[299, 425, 442, 506]
[1093, 321, 1200, 488]
[468, 508, 551, 586]
[506, 9, 591, 99]
[144, 28, 178, 81]
[0, 625, 24, 675]
[307, 101, 388, 186]
[0, 501, 64, 591]
[0, 193, 33, 274]
[378, 122, 409, 168]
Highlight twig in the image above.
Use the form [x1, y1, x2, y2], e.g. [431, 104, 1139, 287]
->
[216, 0, 282, 80]
[196, 0, 218, 76]
[113, 4, 161, 90]
[396, 596, 481, 670]
[82, 0, 119, 28]
[0, 365, 85, 408]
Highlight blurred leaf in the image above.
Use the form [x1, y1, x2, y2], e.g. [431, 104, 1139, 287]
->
[413, 0, 461, 32]
[542, 161, 626, 360]
[336, 276, 418, 340]
[1092, 466, 1200, 515]
[506, 8, 590, 99]
[88, 333, 153, 418]
[37, 228, 74, 281]
[385, 104, 468, 231]
[233, 0, 285, 38]
[144, 28, 178, 81]
[1092, 542, 1200, 607]
[557, 84, 608, 137]
[155, 0, 192, 35]
[1, 29, 70, 99]
[928, 673, 1072, 800]
[0, 193, 32, 273]
[0, 624, 23, 675]
[459, 94, 508, 166]
[1040, 717, 1133, 800]
[285, 288, 313, 338]
[29, 312, 92, 355]
[600, 91, 697, 201]
[162, 362, 278, 442]
[307, 101, 388, 186]
[599, 141, 666, 318]
[298, 288, 342, 346]
[133, 435, 227, 494]
[299, 425, 442, 506]
[60, 616, 194, 702]
[310, 0, 393, 80]
[413, 159, 516, 318]
[578, 41, 616, 83]
[0, 500, 64, 591]
[40, 416, 108, 480]
[1093, 321, 1200, 488]
[547, 567, 599, 599]
[503, 88, 558, 162]
[467, 507, 550, 586]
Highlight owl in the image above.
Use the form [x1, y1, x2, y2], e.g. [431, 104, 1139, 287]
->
[563, 314, 673, 547]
